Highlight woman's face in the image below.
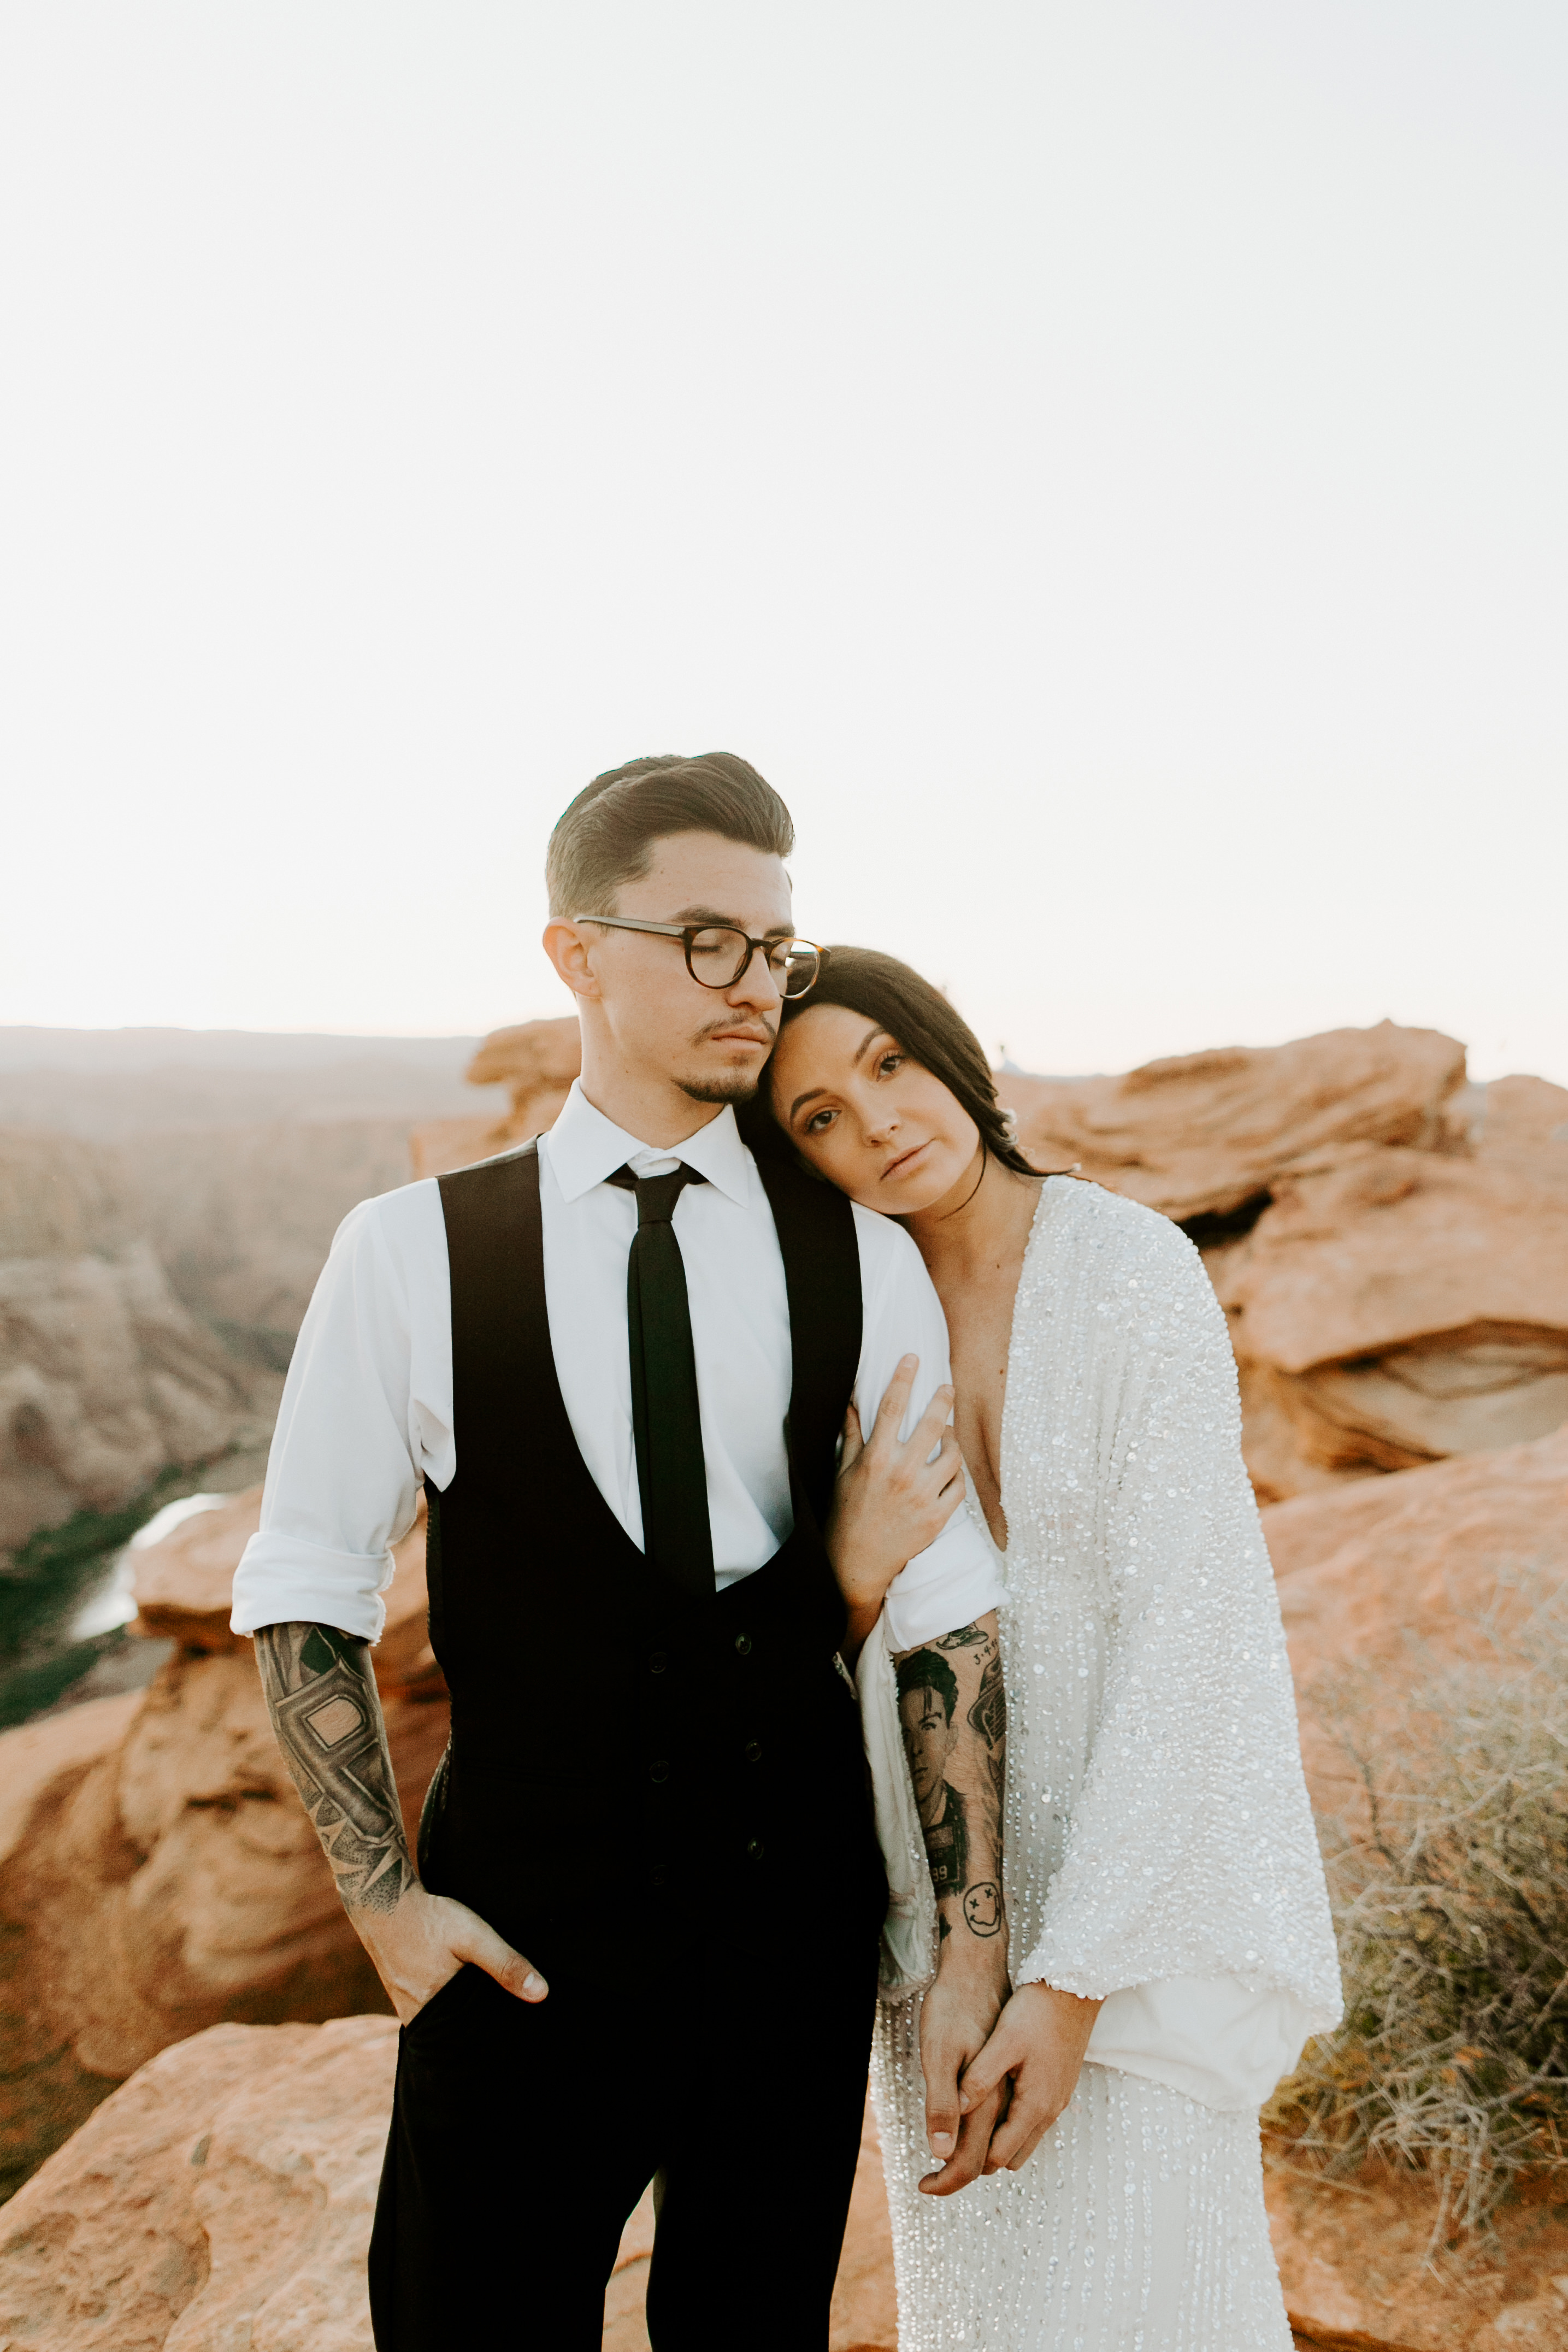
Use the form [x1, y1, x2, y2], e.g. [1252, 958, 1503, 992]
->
[769, 1003, 981, 1215]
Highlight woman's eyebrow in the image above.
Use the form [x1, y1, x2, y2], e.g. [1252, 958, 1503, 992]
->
[788, 1028, 892, 1121]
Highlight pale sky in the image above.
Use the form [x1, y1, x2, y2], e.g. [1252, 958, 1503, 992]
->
[2, 2, 1564, 1082]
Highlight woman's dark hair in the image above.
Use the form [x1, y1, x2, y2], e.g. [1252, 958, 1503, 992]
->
[769, 944, 1045, 1178]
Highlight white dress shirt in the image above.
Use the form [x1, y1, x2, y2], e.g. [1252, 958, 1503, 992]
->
[231, 1083, 1004, 1651]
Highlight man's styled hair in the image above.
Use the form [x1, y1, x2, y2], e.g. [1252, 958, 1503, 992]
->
[896, 1648, 959, 1724]
[545, 753, 795, 918]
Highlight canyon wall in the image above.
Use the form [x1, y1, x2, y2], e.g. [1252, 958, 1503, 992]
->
[0, 1132, 250, 1563]
[0, 1489, 446, 2200]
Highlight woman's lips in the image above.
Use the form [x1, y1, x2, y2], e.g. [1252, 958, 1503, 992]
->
[881, 1140, 931, 1181]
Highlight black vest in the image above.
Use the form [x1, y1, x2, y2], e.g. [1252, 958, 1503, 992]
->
[417, 1137, 888, 1985]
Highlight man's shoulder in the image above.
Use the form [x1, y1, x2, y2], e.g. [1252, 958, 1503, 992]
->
[434, 1139, 541, 1186]
[333, 1172, 446, 1265]
[848, 1199, 927, 1293]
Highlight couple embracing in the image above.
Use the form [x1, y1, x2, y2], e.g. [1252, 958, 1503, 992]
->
[232, 753, 1340, 2351]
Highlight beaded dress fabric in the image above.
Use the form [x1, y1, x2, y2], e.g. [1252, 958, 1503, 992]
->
[871, 1178, 1340, 2350]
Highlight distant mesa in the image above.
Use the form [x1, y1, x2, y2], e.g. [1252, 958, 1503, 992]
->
[409, 1016, 583, 1179]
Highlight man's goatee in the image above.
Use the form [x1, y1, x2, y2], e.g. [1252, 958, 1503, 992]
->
[678, 1071, 763, 1107]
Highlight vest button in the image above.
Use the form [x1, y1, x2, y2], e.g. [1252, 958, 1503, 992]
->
[734, 1634, 752, 1656]
[746, 1837, 765, 1860]
[649, 1652, 667, 1675]
[745, 1741, 763, 1764]
[649, 1760, 670, 1784]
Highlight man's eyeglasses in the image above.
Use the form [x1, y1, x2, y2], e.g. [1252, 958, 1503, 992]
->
[574, 915, 822, 1000]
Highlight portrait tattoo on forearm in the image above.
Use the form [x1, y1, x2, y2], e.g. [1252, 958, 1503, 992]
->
[969, 1647, 1007, 1807]
[254, 1621, 415, 1918]
[895, 1617, 1008, 1946]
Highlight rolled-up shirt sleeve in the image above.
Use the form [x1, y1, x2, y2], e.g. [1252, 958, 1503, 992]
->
[230, 1181, 453, 1642]
[850, 1206, 1007, 1651]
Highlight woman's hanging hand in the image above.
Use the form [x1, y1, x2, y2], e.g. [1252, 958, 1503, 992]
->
[825, 1357, 966, 1657]
[956, 1982, 1104, 2173]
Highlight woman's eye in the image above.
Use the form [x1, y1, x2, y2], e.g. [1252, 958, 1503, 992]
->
[805, 1109, 836, 1135]
[877, 1053, 904, 1078]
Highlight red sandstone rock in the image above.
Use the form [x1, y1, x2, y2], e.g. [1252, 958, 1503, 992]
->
[1268, 2161, 1568, 2349]
[1221, 1147, 1568, 1376]
[1472, 1074, 1568, 1166]
[994, 1022, 1467, 1223]
[0, 1566, 447, 2196]
[0, 2017, 393, 2350]
[463, 1015, 583, 1107]
[1265, 1423, 1568, 1675]
[1259, 1433, 1568, 2347]
[129, 1484, 444, 1702]
[1212, 1146, 1568, 1497]
[0, 2015, 894, 2352]
[1262, 1424, 1568, 1822]
[409, 1016, 580, 1180]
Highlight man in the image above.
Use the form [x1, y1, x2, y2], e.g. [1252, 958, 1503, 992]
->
[232, 753, 1009, 2348]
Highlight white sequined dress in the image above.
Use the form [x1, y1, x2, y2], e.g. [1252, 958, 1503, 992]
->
[871, 1178, 1341, 2350]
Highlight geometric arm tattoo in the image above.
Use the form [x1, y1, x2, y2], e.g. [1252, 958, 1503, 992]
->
[253, 1621, 415, 1918]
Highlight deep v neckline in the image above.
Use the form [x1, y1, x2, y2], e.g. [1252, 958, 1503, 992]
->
[960, 1182, 1056, 1566]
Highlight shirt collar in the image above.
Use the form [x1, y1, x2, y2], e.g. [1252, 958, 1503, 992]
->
[543, 1080, 754, 1209]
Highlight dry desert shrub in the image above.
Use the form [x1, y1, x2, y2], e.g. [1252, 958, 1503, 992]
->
[1266, 1576, 1568, 2249]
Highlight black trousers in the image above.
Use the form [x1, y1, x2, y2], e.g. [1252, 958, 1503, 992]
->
[367, 1920, 881, 2350]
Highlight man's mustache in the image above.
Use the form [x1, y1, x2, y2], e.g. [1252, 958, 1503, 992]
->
[693, 1013, 778, 1050]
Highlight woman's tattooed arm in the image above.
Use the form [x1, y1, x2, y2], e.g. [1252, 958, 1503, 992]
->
[253, 1621, 415, 1918]
[893, 1612, 1009, 1959]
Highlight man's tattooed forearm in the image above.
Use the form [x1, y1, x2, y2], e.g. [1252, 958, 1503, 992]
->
[932, 1622, 988, 1653]
[969, 1646, 1007, 1807]
[254, 1622, 415, 1918]
[963, 1881, 1003, 1937]
[967, 1647, 1006, 1747]
[895, 1617, 1009, 1949]
[921, 1781, 969, 1896]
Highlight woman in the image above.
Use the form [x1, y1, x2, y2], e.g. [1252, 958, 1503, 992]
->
[767, 948, 1340, 2352]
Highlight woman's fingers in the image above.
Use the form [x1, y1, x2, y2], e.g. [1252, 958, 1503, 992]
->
[955, 2018, 1019, 2115]
[933, 1425, 967, 1499]
[865, 1355, 919, 1448]
[839, 1402, 864, 1470]
[982, 2082, 1061, 2173]
[908, 1381, 957, 1462]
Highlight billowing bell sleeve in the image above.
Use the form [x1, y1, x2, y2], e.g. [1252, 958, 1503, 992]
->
[1012, 1204, 1342, 2037]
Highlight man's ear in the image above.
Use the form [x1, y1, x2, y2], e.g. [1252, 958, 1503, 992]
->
[542, 918, 600, 1002]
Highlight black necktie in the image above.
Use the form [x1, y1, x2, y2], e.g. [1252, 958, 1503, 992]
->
[607, 1163, 715, 1599]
